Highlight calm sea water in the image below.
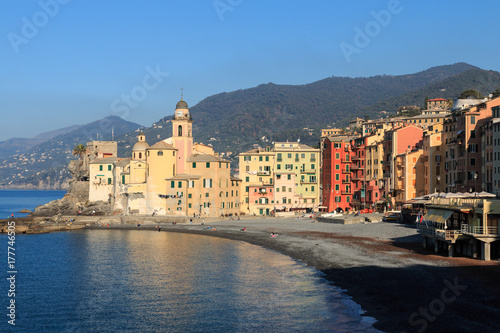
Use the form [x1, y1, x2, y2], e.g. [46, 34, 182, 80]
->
[0, 190, 66, 218]
[0, 191, 379, 332]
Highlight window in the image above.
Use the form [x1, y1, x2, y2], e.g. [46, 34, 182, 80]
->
[188, 193, 192, 198]
[99, 165, 103, 171]
[206, 162, 210, 168]
[245, 186, 249, 192]
[471, 116, 476, 124]
[108, 165, 112, 171]
[259, 156, 263, 161]
[311, 164, 315, 170]
[277, 164, 281, 170]
[193, 162, 196, 168]
[288, 153, 292, 158]
[171, 181, 175, 188]
[311, 186, 315, 192]
[107, 178, 111, 185]
[121, 175, 125, 184]
[157, 151, 163, 156]
[287, 174, 291, 180]
[335, 184, 339, 190]
[178, 181, 182, 188]
[188, 181, 194, 188]
[203, 179, 212, 188]
[277, 153, 282, 162]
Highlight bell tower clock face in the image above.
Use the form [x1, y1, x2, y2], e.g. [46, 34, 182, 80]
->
[176, 111, 183, 118]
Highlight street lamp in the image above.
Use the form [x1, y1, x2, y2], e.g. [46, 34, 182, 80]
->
[473, 172, 478, 197]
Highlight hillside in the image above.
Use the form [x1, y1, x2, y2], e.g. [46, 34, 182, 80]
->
[3, 63, 500, 189]
[0, 116, 141, 189]
[0, 124, 82, 160]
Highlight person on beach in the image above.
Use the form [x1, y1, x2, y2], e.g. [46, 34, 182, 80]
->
[11, 213, 14, 219]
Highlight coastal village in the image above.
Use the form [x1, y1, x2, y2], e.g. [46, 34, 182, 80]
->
[61, 93, 500, 262]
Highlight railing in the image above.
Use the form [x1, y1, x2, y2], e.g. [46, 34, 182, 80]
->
[341, 190, 352, 195]
[342, 179, 350, 184]
[257, 171, 271, 176]
[461, 224, 499, 235]
[431, 197, 483, 208]
[416, 224, 461, 240]
[300, 169, 315, 173]
[342, 169, 351, 174]
[300, 179, 317, 184]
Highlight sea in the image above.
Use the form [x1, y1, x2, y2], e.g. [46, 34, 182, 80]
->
[0, 190, 379, 332]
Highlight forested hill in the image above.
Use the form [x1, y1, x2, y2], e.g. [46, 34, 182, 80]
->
[186, 62, 498, 153]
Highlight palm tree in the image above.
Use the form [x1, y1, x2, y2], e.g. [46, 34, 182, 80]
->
[73, 144, 86, 160]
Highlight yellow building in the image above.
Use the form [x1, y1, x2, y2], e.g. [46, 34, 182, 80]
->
[239, 142, 320, 215]
[89, 97, 241, 217]
[239, 147, 275, 215]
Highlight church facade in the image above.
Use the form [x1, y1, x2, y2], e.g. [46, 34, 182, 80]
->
[89, 98, 241, 217]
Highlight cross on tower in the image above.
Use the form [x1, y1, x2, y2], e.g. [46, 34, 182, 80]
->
[181, 88, 184, 100]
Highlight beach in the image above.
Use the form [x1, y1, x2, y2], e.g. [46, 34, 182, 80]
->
[6, 215, 500, 332]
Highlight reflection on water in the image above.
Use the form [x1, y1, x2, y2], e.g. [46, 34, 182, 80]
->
[8, 230, 379, 332]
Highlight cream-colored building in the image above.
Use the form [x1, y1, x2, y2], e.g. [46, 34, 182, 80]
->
[239, 142, 320, 215]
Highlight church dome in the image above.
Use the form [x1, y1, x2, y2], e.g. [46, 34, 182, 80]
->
[132, 141, 149, 151]
[176, 99, 188, 110]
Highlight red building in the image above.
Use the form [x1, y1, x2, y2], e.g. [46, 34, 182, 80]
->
[322, 137, 355, 212]
[351, 136, 367, 210]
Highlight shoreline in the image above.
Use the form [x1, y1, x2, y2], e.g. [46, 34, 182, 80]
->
[5, 216, 500, 332]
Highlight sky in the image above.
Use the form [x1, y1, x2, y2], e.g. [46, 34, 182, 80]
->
[1, 0, 500, 141]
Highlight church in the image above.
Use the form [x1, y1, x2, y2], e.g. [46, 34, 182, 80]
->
[88, 97, 242, 217]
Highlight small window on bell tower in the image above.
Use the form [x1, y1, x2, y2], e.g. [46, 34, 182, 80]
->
[178, 125, 182, 136]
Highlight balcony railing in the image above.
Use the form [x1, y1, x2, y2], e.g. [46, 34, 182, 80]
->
[342, 169, 351, 174]
[416, 224, 461, 241]
[300, 168, 316, 173]
[461, 224, 499, 235]
[300, 179, 317, 184]
[257, 171, 271, 176]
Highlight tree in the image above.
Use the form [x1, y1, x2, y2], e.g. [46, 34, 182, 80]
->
[73, 144, 86, 160]
[458, 89, 483, 99]
[491, 88, 500, 99]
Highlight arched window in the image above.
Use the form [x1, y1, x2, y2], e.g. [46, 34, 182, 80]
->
[178, 125, 182, 136]
[282, 197, 287, 204]
[139, 152, 142, 159]
[157, 151, 163, 156]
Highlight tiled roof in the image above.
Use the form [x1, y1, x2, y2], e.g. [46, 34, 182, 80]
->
[90, 157, 118, 164]
[165, 174, 201, 180]
[148, 140, 176, 150]
[187, 153, 229, 163]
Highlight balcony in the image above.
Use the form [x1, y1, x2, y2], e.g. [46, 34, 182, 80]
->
[300, 168, 316, 173]
[341, 189, 352, 195]
[461, 225, 498, 236]
[342, 169, 351, 174]
[342, 179, 350, 184]
[300, 179, 317, 184]
[257, 171, 271, 176]
[416, 224, 462, 241]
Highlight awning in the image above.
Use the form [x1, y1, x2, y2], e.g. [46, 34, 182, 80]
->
[423, 209, 453, 224]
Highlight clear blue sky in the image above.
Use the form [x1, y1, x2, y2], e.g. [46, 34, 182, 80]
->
[1, 0, 499, 141]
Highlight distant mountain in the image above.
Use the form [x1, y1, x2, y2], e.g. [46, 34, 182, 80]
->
[184, 63, 500, 152]
[0, 125, 82, 160]
[5, 62, 500, 189]
[115, 63, 500, 163]
[0, 116, 141, 189]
